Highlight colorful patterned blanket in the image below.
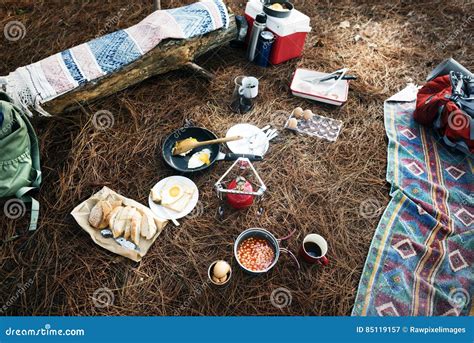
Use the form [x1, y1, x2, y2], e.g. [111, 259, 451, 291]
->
[352, 85, 473, 316]
[0, 0, 228, 116]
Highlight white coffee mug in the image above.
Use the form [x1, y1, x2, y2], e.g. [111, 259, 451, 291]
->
[239, 76, 259, 99]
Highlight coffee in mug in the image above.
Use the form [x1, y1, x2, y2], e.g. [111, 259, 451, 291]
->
[300, 234, 329, 266]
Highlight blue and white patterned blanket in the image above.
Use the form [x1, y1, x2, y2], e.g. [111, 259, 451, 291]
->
[0, 0, 229, 115]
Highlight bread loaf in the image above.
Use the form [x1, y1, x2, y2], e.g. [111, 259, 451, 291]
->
[88, 202, 104, 228]
[97, 201, 113, 229]
[130, 211, 142, 245]
[90, 198, 161, 243]
[89, 200, 114, 229]
[137, 209, 158, 240]
[112, 206, 129, 238]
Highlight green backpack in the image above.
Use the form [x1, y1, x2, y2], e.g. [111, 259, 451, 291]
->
[0, 92, 41, 236]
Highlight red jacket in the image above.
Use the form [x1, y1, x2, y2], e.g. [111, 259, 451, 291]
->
[414, 75, 473, 154]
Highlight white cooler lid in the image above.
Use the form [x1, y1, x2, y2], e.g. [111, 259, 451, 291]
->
[245, 0, 311, 36]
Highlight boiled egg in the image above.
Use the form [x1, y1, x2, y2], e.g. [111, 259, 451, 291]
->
[187, 149, 211, 169]
[293, 107, 304, 119]
[213, 260, 231, 279]
[303, 109, 314, 121]
[287, 118, 298, 129]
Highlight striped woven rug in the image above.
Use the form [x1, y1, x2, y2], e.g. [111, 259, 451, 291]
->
[352, 85, 473, 316]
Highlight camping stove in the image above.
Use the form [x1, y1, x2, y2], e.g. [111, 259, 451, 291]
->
[214, 157, 266, 217]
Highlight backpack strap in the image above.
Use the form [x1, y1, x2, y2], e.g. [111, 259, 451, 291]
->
[0, 92, 12, 103]
[1, 91, 42, 232]
[17, 107, 41, 232]
[15, 187, 39, 231]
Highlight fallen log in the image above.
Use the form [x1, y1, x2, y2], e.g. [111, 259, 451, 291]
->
[43, 15, 237, 115]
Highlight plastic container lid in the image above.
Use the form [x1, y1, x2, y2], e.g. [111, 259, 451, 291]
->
[245, 0, 311, 36]
[290, 68, 349, 106]
[260, 31, 275, 41]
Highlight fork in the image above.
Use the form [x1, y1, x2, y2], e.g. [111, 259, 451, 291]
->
[248, 125, 278, 144]
[248, 125, 278, 153]
[260, 125, 278, 141]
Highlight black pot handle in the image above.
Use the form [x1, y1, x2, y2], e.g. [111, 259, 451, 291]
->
[223, 153, 263, 161]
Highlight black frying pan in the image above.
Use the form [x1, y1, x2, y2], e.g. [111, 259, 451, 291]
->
[162, 127, 263, 173]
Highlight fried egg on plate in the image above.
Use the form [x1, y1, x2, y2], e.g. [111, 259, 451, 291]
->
[161, 183, 185, 205]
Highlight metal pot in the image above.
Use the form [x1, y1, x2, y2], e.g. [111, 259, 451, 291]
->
[262, 1, 294, 19]
[234, 228, 299, 275]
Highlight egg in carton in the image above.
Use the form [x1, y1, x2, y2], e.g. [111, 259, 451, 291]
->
[285, 107, 343, 142]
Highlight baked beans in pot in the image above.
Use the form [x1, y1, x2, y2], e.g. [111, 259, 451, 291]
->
[234, 228, 281, 275]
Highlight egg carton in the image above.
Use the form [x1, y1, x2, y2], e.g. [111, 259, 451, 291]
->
[286, 113, 343, 142]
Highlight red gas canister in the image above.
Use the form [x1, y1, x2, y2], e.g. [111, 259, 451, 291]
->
[226, 177, 254, 209]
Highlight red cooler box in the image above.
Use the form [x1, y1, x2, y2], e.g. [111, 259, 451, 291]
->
[245, 0, 311, 65]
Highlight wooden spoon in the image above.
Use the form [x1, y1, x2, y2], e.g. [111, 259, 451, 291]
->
[172, 136, 243, 156]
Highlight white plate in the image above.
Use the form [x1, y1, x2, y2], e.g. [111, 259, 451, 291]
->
[148, 176, 199, 220]
[226, 123, 269, 156]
